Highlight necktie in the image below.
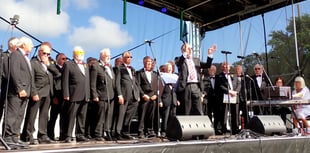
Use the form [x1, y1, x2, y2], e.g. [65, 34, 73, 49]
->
[188, 58, 196, 80]
[105, 63, 110, 67]
[127, 66, 131, 69]
[77, 61, 83, 64]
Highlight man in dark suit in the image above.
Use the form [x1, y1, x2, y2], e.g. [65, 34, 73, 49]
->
[215, 62, 237, 135]
[21, 42, 56, 144]
[159, 62, 178, 137]
[90, 48, 115, 141]
[62, 46, 90, 143]
[3, 36, 33, 146]
[136, 56, 161, 138]
[230, 65, 243, 134]
[250, 64, 268, 115]
[115, 51, 140, 139]
[201, 65, 217, 120]
[47, 53, 67, 141]
[175, 43, 216, 115]
[0, 37, 19, 122]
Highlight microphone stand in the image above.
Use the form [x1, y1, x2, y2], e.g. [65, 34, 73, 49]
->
[237, 56, 250, 127]
[254, 55, 274, 114]
[146, 40, 162, 138]
[221, 51, 232, 136]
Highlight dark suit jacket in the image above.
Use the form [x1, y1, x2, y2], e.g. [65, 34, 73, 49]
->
[216, 72, 234, 102]
[62, 60, 90, 102]
[250, 74, 268, 100]
[136, 69, 158, 98]
[175, 56, 213, 93]
[1, 50, 11, 99]
[8, 49, 32, 97]
[161, 84, 177, 107]
[90, 62, 115, 100]
[115, 63, 140, 102]
[50, 63, 63, 92]
[30, 56, 54, 98]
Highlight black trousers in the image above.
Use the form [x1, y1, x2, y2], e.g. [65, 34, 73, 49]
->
[22, 96, 51, 140]
[116, 97, 138, 135]
[184, 83, 203, 115]
[47, 91, 66, 140]
[4, 96, 28, 139]
[138, 100, 155, 134]
[160, 104, 176, 133]
[229, 103, 239, 134]
[65, 101, 88, 138]
[93, 99, 114, 138]
[213, 102, 226, 134]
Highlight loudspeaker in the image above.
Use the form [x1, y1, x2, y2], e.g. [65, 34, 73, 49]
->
[247, 115, 286, 135]
[166, 115, 214, 140]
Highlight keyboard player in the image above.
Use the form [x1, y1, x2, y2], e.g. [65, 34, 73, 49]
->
[292, 76, 310, 132]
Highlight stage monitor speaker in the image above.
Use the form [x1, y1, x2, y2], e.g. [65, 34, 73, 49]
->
[247, 115, 286, 135]
[166, 115, 214, 140]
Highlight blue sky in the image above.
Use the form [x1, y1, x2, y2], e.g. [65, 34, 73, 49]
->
[0, 0, 309, 69]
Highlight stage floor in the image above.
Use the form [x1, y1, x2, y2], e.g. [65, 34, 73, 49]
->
[1, 134, 310, 153]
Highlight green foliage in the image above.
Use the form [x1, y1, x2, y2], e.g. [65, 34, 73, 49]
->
[234, 14, 310, 87]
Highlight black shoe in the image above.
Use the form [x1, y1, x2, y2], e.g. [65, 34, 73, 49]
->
[63, 137, 72, 143]
[161, 132, 166, 138]
[38, 137, 55, 144]
[147, 131, 156, 138]
[29, 138, 38, 145]
[138, 132, 145, 139]
[94, 137, 104, 141]
[76, 136, 90, 142]
[121, 134, 135, 140]
[104, 132, 113, 141]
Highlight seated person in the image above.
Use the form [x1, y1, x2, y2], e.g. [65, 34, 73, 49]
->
[292, 76, 310, 132]
[272, 77, 291, 123]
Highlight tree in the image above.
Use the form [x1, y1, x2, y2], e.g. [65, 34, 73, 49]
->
[234, 14, 310, 87]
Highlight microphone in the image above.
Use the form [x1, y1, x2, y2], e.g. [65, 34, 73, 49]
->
[245, 74, 254, 81]
[237, 55, 245, 59]
[221, 50, 232, 54]
[145, 40, 154, 44]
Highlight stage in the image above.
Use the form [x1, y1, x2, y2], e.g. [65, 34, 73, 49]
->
[1, 134, 310, 153]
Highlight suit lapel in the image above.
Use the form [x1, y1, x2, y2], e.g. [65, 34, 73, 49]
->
[73, 61, 85, 76]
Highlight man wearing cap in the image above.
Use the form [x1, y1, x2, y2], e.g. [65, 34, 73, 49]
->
[62, 46, 90, 143]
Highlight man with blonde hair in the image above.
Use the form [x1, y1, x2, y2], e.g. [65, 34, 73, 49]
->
[62, 46, 90, 143]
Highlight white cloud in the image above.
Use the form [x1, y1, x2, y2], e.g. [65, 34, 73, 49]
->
[68, 16, 132, 52]
[73, 0, 98, 10]
[0, 0, 70, 38]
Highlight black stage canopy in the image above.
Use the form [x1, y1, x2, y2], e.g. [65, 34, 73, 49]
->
[127, 0, 305, 32]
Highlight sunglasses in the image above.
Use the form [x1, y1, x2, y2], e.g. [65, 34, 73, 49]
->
[61, 58, 67, 60]
[124, 56, 133, 58]
[42, 52, 51, 56]
[255, 68, 261, 70]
